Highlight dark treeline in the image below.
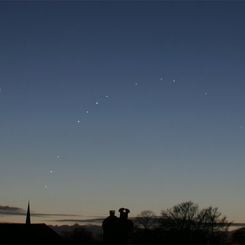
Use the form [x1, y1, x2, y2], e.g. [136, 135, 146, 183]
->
[5, 201, 242, 244]
[133, 201, 230, 244]
[50, 201, 245, 244]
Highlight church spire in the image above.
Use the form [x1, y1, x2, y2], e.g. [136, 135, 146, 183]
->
[26, 201, 31, 225]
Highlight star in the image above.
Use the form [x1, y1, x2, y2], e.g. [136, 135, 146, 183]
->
[85, 110, 89, 114]
[49, 170, 54, 174]
[105, 95, 109, 99]
[95, 101, 99, 105]
[77, 120, 81, 124]
[172, 79, 176, 83]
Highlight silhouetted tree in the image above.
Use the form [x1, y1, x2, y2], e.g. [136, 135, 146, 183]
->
[195, 206, 230, 244]
[135, 210, 157, 230]
[133, 210, 159, 243]
[196, 206, 230, 232]
[160, 201, 230, 244]
[161, 201, 199, 232]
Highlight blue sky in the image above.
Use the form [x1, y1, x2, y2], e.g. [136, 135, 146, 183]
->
[0, 1, 245, 223]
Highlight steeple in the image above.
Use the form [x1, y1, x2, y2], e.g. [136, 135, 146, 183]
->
[26, 201, 31, 225]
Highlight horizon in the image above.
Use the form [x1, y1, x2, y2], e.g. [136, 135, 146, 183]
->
[1, 201, 245, 226]
[1, 204, 245, 230]
[1, 0, 245, 225]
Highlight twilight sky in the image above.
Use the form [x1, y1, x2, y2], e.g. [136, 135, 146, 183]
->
[0, 0, 245, 224]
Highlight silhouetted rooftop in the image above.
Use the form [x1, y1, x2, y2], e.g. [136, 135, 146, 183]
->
[0, 223, 62, 243]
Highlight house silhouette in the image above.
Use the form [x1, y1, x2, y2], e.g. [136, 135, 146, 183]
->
[0, 202, 61, 244]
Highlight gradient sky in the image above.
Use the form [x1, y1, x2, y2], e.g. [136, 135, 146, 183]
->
[0, 0, 245, 224]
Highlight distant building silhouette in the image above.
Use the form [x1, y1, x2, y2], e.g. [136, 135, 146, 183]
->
[102, 210, 120, 243]
[102, 208, 133, 243]
[118, 208, 134, 243]
[25, 201, 31, 225]
[0, 224, 62, 244]
[0, 201, 61, 244]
